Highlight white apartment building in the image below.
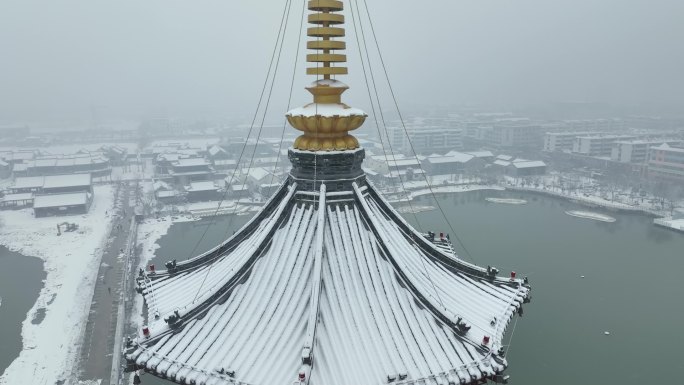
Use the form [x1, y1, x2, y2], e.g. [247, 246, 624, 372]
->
[611, 139, 682, 164]
[387, 126, 462, 155]
[543, 132, 594, 152]
[480, 124, 544, 149]
[572, 135, 636, 157]
[562, 118, 625, 132]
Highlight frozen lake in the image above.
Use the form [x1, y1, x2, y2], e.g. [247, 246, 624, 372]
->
[142, 190, 684, 385]
[0, 246, 45, 378]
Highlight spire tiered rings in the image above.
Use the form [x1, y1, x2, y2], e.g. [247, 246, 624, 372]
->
[287, 0, 367, 151]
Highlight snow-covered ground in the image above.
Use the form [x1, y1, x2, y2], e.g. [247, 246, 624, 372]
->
[654, 217, 684, 232]
[382, 184, 504, 203]
[104, 164, 155, 182]
[503, 175, 674, 216]
[0, 185, 116, 385]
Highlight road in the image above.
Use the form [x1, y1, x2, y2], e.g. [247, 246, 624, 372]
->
[78, 182, 138, 384]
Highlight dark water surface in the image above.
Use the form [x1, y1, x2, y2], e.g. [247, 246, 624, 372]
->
[144, 191, 684, 385]
[0, 246, 46, 377]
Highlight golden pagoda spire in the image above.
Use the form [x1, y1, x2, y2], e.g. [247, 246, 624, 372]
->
[286, 0, 367, 152]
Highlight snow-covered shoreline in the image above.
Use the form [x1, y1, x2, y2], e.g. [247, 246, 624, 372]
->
[505, 184, 664, 216]
[383, 184, 504, 203]
[0, 185, 116, 384]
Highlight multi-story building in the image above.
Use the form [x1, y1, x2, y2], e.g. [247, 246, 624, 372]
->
[611, 140, 682, 164]
[562, 118, 625, 132]
[648, 143, 684, 181]
[572, 135, 636, 157]
[543, 132, 595, 152]
[479, 123, 544, 149]
[386, 125, 462, 155]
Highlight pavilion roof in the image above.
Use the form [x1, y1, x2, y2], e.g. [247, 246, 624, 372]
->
[128, 181, 529, 385]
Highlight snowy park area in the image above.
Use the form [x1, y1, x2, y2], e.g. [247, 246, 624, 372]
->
[0, 185, 116, 384]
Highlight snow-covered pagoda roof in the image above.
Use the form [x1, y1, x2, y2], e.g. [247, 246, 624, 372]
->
[127, 149, 530, 385]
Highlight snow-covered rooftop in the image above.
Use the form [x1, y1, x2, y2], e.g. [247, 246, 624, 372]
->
[231, 184, 249, 191]
[433, 152, 475, 163]
[153, 181, 172, 192]
[0, 193, 33, 202]
[12, 176, 44, 189]
[208, 145, 227, 157]
[172, 158, 210, 167]
[464, 150, 494, 158]
[651, 143, 684, 153]
[187, 181, 218, 192]
[33, 192, 89, 208]
[246, 167, 272, 181]
[214, 159, 237, 166]
[42, 174, 92, 189]
[156, 190, 179, 199]
[512, 160, 547, 169]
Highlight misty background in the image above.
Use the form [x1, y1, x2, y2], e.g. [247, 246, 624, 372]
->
[1, 0, 683, 125]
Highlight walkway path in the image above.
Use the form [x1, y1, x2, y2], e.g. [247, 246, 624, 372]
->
[79, 182, 138, 384]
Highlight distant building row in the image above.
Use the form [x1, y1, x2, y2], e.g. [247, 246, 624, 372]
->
[0, 173, 94, 217]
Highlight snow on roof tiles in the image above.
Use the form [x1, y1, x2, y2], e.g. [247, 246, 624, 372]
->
[128, 181, 529, 385]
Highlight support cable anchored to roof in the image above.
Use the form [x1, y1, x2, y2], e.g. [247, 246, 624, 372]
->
[358, 0, 477, 264]
[347, 0, 417, 225]
[350, 0, 443, 307]
[268, 0, 307, 192]
[190, 0, 296, 305]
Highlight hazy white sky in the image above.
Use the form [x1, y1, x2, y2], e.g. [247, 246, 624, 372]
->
[1, 0, 683, 122]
